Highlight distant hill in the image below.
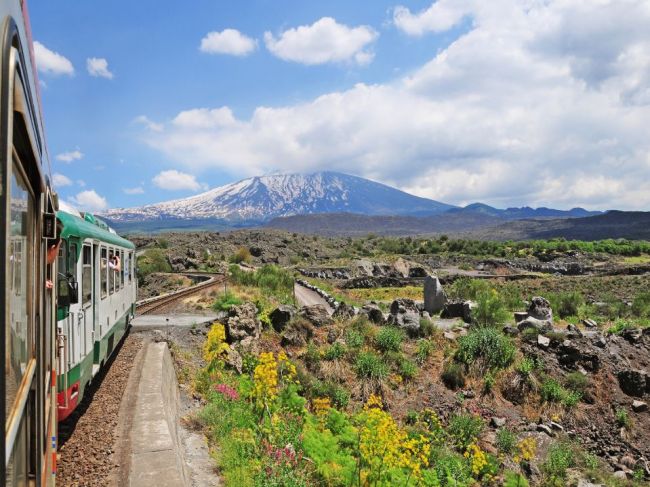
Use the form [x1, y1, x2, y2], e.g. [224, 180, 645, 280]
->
[447, 203, 601, 219]
[267, 210, 650, 240]
[103, 171, 455, 225]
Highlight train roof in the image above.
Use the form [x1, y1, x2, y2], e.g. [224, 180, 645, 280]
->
[57, 210, 135, 249]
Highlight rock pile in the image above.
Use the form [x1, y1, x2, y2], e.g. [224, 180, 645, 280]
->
[516, 296, 554, 333]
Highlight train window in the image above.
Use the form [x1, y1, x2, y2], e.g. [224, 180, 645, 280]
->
[82, 245, 92, 305]
[121, 250, 125, 287]
[101, 247, 108, 298]
[129, 251, 134, 282]
[69, 242, 78, 275]
[7, 157, 35, 425]
[109, 248, 115, 294]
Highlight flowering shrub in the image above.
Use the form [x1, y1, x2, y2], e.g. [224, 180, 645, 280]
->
[253, 351, 298, 414]
[464, 443, 498, 481]
[357, 395, 431, 484]
[513, 436, 537, 464]
[203, 323, 230, 367]
[214, 383, 239, 401]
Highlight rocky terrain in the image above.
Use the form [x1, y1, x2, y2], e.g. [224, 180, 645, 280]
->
[134, 229, 650, 486]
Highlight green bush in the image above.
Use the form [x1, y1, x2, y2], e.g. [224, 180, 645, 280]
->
[632, 292, 650, 317]
[212, 291, 243, 311]
[542, 441, 576, 482]
[137, 248, 171, 281]
[540, 378, 581, 407]
[473, 290, 510, 327]
[496, 428, 517, 454]
[230, 247, 252, 264]
[399, 358, 418, 380]
[355, 352, 389, 380]
[415, 339, 433, 365]
[375, 327, 404, 353]
[344, 328, 364, 348]
[441, 362, 466, 390]
[323, 342, 346, 361]
[615, 408, 631, 430]
[503, 471, 529, 487]
[304, 342, 321, 370]
[419, 318, 437, 337]
[310, 380, 351, 409]
[428, 448, 473, 486]
[448, 413, 484, 450]
[548, 291, 585, 319]
[455, 328, 516, 371]
[564, 372, 589, 393]
[229, 264, 294, 303]
[447, 277, 491, 301]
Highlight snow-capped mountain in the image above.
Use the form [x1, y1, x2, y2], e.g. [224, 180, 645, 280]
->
[103, 171, 455, 224]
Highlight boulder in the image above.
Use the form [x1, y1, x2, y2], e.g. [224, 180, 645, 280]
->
[617, 369, 649, 397]
[361, 303, 385, 325]
[353, 259, 375, 277]
[333, 302, 357, 320]
[490, 417, 506, 428]
[224, 348, 243, 374]
[514, 311, 529, 322]
[269, 305, 296, 332]
[528, 296, 553, 323]
[408, 266, 428, 278]
[557, 340, 600, 371]
[441, 301, 465, 319]
[392, 258, 411, 278]
[226, 303, 261, 344]
[537, 335, 551, 349]
[517, 316, 553, 333]
[462, 301, 476, 324]
[281, 319, 314, 347]
[583, 318, 598, 328]
[300, 304, 334, 327]
[388, 299, 421, 337]
[424, 275, 447, 315]
[567, 323, 583, 339]
[503, 325, 520, 336]
[632, 400, 648, 413]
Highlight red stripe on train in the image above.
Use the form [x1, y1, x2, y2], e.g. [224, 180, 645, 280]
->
[57, 380, 80, 422]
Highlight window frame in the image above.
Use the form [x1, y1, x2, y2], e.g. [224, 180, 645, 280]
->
[100, 246, 108, 299]
[82, 244, 92, 307]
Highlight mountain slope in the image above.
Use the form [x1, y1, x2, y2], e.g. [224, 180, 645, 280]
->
[103, 171, 455, 223]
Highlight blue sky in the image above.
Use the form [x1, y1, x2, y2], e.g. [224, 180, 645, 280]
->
[30, 1, 650, 212]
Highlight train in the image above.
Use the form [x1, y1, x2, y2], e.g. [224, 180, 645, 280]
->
[1, 1, 137, 485]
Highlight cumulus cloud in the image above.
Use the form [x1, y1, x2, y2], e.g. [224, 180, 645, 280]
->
[52, 173, 72, 187]
[393, 1, 472, 36]
[153, 170, 206, 191]
[70, 190, 108, 212]
[134, 115, 163, 132]
[200, 29, 257, 56]
[86, 57, 114, 79]
[138, 0, 650, 210]
[264, 17, 378, 65]
[34, 41, 74, 76]
[56, 150, 83, 163]
[123, 186, 145, 195]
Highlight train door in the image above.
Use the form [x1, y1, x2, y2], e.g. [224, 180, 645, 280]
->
[4, 150, 37, 487]
[81, 244, 93, 358]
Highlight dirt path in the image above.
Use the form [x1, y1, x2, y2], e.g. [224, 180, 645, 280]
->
[294, 282, 334, 314]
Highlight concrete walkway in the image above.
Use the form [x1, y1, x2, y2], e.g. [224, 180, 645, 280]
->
[132, 314, 219, 330]
[294, 283, 334, 315]
[129, 342, 188, 487]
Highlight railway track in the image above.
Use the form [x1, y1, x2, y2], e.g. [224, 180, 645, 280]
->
[136, 273, 226, 315]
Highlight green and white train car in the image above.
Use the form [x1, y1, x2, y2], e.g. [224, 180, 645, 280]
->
[55, 205, 136, 421]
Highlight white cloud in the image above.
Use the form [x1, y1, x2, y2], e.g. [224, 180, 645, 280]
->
[200, 29, 257, 56]
[33, 41, 74, 76]
[134, 115, 163, 132]
[153, 170, 206, 192]
[86, 57, 114, 79]
[393, 1, 472, 36]
[264, 17, 378, 65]
[52, 173, 72, 187]
[70, 190, 108, 213]
[123, 186, 145, 195]
[138, 0, 650, 210]
[56, 150, 83, 163]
